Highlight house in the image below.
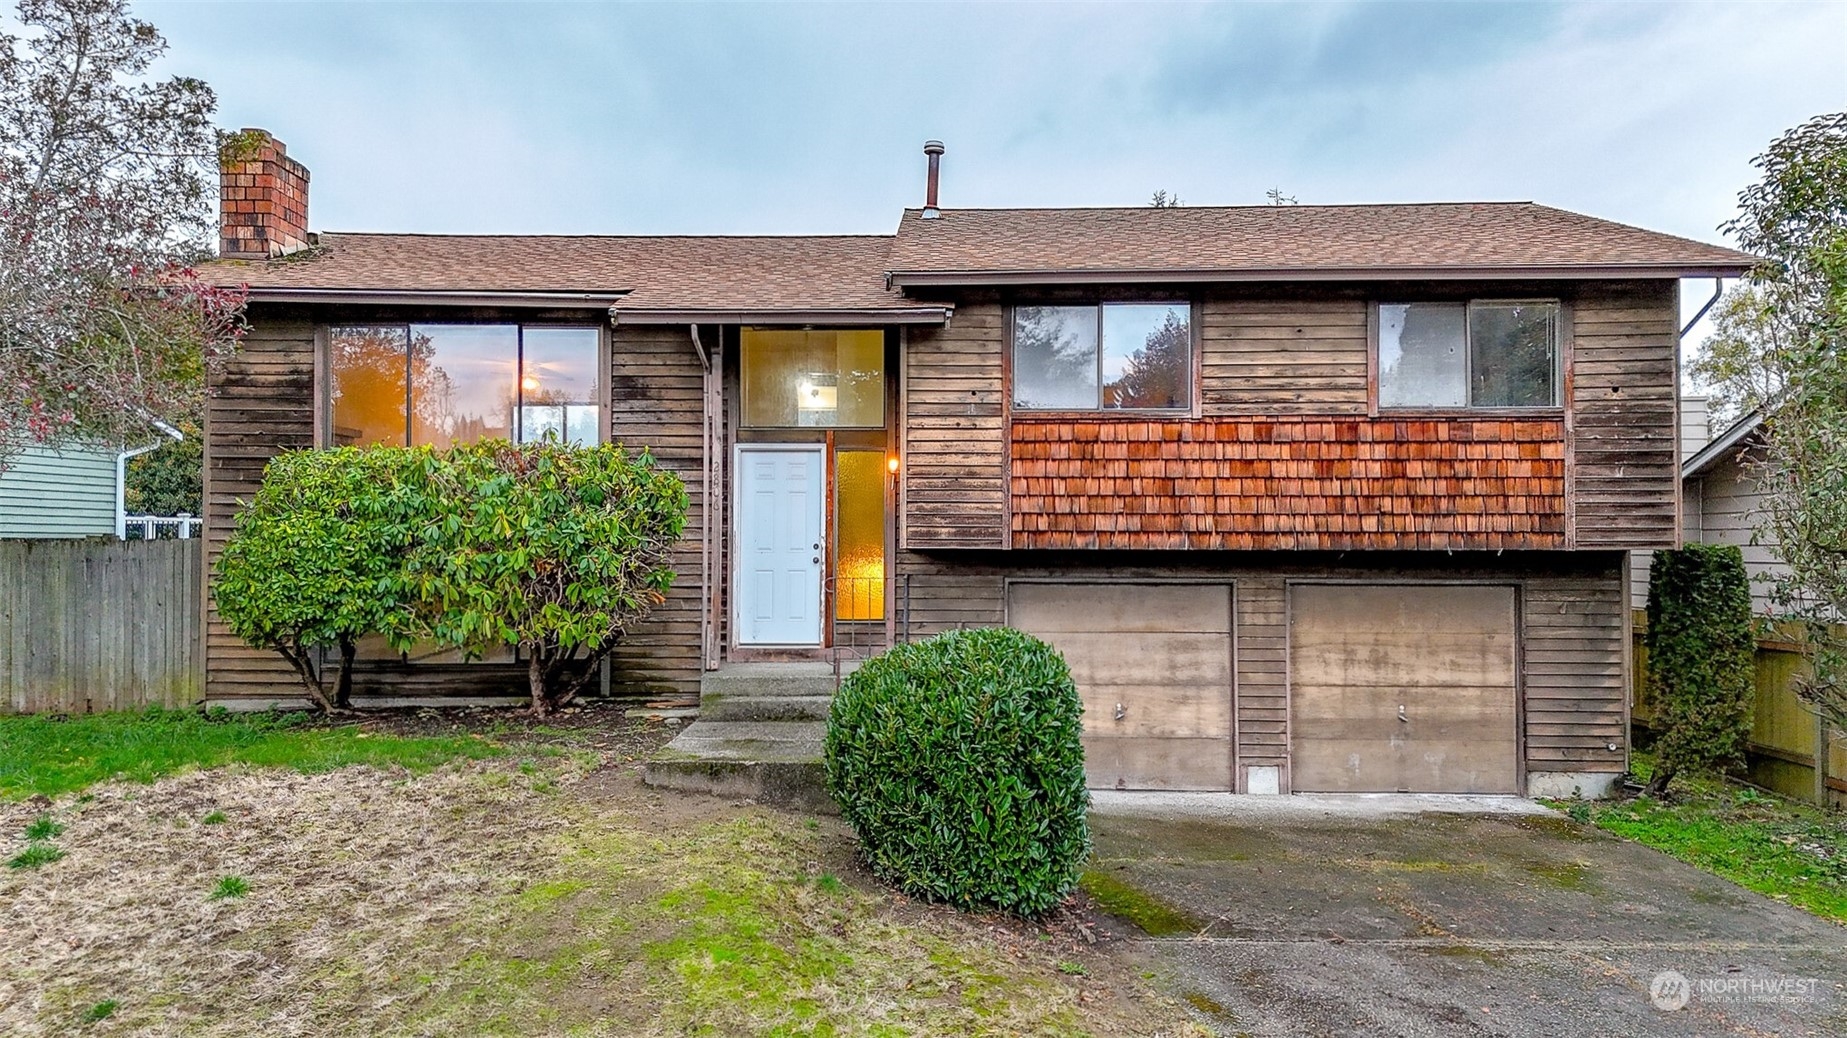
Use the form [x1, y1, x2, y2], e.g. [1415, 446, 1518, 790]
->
[199, 131, 1757, 797]
[0, 423, 186, 539]
[1629, 405, 1786, 615]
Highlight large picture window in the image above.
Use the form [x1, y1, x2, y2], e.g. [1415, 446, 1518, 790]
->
[1013, 302, 1192, 411]
[329, 324, 601, 447]
[1377, 301, 1560, 409]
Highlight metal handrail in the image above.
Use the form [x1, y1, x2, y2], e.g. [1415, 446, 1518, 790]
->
[827, 574, 886, 686]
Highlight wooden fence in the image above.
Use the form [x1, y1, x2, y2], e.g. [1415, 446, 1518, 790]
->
[0, 538, 202, 713]
[1633, 612, 1846, 810]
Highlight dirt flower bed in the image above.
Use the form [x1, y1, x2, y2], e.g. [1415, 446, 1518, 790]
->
[0, 714, 1203, 1037]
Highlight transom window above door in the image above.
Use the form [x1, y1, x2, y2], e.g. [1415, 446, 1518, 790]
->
[741, 328, 885, 428]
[1013, 302, 1193, 411]
[328, 324, 601, 447]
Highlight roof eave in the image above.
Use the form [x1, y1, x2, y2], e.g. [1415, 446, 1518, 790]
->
[1683, 410, 1767, 480]
[242, 287, 629, 307]
[609, 305, 952, 326]
[885, 262, 1756, 287]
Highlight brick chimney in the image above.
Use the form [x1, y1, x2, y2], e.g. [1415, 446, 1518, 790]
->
[218, 129, 310, 259]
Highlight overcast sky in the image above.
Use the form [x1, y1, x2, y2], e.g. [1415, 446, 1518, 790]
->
[135, 0, 1844, 336]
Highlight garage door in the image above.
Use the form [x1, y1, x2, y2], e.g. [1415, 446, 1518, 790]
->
[1290, 584, 1518, 794]
[1008, 582, 1233, 791]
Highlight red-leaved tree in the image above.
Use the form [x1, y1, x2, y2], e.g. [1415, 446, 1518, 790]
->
[0, 0, 245, 465]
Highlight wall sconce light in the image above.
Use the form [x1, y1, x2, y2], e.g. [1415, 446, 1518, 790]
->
[887, 455, 900, 475]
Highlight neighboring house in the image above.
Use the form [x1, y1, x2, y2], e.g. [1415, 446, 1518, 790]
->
[0, 425, 183, 539]
[199, 131, 1757, 798]
[0, 444, 119, 538]
[1680, 411, 1780, 613]
[1628, 406, 1785, 615]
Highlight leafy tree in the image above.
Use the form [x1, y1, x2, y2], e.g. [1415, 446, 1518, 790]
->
[1148, 189, 1182, 208]
[124, 419, 201, 516]
[403, 440, 687, 716]
[213, 448, 425, 712]
[1643, 545, 1756, 796]
[1706, 112, 1847, 731]
[0, 0, 245, 466]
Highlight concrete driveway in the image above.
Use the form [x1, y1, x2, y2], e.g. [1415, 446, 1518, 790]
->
[1088, 795, 1847, 1037]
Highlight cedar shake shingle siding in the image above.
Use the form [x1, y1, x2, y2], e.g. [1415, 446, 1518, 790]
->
[1010, 417, 1566, 551]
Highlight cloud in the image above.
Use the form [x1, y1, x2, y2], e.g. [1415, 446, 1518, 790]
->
[134, 0, 1842, 251]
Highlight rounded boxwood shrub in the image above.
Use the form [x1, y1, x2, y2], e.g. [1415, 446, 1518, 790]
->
[824, 626, 1090, 918]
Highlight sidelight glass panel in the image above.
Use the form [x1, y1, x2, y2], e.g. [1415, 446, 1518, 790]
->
[834, 450, 886, 621]
[329, 325, 410, 446]
[1378, 302, 1467, 408]
[1013, 305, 1099, 409]
[410, 324, 518, 449]
[741, 328, 885, 428]
[1469, 302, 1559, 407]
[519, 327, 601, 444]
[1102, 303, 1191, 409]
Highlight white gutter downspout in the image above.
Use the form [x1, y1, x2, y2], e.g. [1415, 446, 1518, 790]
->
[116, 420, 185, 540]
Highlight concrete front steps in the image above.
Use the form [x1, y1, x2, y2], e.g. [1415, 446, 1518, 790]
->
[643, 662, 850, 810]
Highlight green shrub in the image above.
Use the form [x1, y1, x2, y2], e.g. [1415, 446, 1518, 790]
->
[217, 441, 687, 715]
[824, 627, 1090, 918]
[401, 440, 687, 715]
[214, 447, 427, 711]
[1645, 544, 1757, 795]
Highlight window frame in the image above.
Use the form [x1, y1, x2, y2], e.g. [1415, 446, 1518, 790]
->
[1368, 298, 1567, 416]
[318, 320, 608, 448]
[1006, 299, 1201, 417]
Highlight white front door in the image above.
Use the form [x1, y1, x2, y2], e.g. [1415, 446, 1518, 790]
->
[736, 446, 825, 645]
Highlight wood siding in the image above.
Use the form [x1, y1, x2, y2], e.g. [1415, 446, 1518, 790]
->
[607, 325, 706, 700]
[203, 310, 317, 702]
[202, 307, 707, 706]
[1570, 281, 1681, 548]
[1012, 417, 1565, 550]
[1201, 295, 1369, 414]
[1523, 572, 1627, 774]
[902, 301, 1007, 548]
[894, 550, 1628, 790]
[900, 281, 1680, 555]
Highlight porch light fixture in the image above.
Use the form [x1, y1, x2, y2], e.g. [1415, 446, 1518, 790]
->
[887, 455, 900, 475]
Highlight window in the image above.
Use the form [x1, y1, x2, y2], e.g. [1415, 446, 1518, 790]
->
[741, 328, 885, 428]
[1013, 302, 1191, 411]
[329, 324, 600, 447]
[834, 450, 886, 621]
[1377, 301, 1560, 409]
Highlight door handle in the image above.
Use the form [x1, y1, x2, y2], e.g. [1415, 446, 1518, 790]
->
[812, 557, 820, 564]
[1114, 702, 1126, 721]
[1398, 704, 1408, 724]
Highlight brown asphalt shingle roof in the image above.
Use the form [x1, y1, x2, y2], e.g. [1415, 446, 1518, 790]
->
[201, 233, 917, 311]
[884, 203, 1757, 280]
[199, 202, 1756, 306]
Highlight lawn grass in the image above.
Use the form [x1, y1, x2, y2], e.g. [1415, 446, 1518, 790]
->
[1550, 752, 1847, 924]
[0, 707, 505, 800]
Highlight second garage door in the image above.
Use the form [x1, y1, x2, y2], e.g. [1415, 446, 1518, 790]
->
[1008, 582, 1233, 791]
[1290, 584, 1519, 794]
